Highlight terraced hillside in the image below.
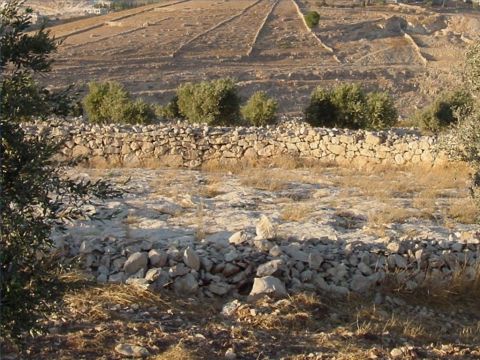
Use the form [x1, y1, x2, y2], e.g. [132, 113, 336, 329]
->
[45, 0, 480, 116]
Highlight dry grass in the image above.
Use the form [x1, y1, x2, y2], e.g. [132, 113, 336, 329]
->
[63, 280, 173, 321]
[197, 184, 224, 198]
[22, 272, 480, 360]
[153, 344, 199, 360]
[447, 198, 479, 224]
[367, 205, 414, 227]
[331, 163, 471, 200]
[280, 203, 314, 222]
[240, 170, 289, 191]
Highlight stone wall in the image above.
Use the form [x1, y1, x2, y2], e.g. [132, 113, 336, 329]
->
[21, 119, 449, 168]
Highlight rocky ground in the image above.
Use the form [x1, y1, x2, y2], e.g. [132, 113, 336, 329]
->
[4, 162, 480, 359]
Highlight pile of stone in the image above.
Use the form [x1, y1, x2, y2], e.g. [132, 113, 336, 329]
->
[71, 215, 479, 298]
[21, 117, 449, 169]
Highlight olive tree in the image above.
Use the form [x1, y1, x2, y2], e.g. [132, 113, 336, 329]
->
[1, 0, 119, 339]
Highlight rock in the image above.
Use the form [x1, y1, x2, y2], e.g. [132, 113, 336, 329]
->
[394, 254, 408, 269]
[168, 264, 190, 277]
[151, 270, 170, 290]
[451, 242, 463, 252]
[129, 268, 146, 279]
[253, 239, 274, 252]
[350, 274, 373, 292]
[156, 202, 182, 216]
[148, 249, 167, 267]
[224, 250, 239, 262]
[112, 257, 127, 272]
[145, 268, 161, 282]
[357, 262, 372, 275]
[221, 299, 241, 316]
[114, 344, 150, 358]
[123, 252, 148, 275]
[283, 244, 308, 262]
[387, 241, 402, 253]
[249, 276, 287, 299]
[125, 277, 150, 289]
[365, 133, 383, 146]
[109, 272, 125, 283]
[308, 252, 323, 270]
[269, 245, 283, 257]
[256, 259, 284, 277]
[390, 348, 404, 359]
[173, 273, 198, 295]
[223, 263, 241, 277]
[229, 231, 248, 245]
[256, 215, 276, 240]
[225, 348, 237, 360]
[183, 247, 200, 271]
[300, 269, 313, 282]
[208, 282, 231, 296]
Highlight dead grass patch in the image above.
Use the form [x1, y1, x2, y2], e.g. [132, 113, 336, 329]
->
[63, 282, 173, 321]
[280, 203, 314, 222]
[197, 184, 224, 198]
[153, 343, 199, 360]
[240, 170, 289, 191]
[367, 205, 414, 227]
[330, 162, 470, 201]
[447, 198, 479, 224]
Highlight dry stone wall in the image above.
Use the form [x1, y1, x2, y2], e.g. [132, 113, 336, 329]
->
[22, 118, 449, 168]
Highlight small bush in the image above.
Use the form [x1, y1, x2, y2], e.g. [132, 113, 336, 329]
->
[176, 78, 240, 125]
[155, 95, 181, 121]
[366, 91, 398, 130]
[83, 81, 155, 124]
[304, 11, 320, 28]
[412, 90, 473, 133]
[241, 91, 278, 126]
[305, 84, 397, 130]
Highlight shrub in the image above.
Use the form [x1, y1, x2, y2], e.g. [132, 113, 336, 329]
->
[412, 90, 473, 133]
[1, 1, 119, 339]
[241, 91, 278, 126]
[366, 91, 398, 130]
[176, 78, 240, 125]
[329, 83, 368, 129]
[305, 84, 397, 130]
[305, 87, 338, 128]
[155, 95, 181, 121]
[304, 11, 320, 28]
[83, 81, 155, 124]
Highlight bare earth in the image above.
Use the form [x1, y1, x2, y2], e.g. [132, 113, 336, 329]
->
[43, 0, 480, 116]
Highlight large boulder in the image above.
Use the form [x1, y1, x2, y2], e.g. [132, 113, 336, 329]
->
[123, 252, 148, 275]
[249, 276, 287, 299]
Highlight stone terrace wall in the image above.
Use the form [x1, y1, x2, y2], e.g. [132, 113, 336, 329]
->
[21, 119, 449, 168]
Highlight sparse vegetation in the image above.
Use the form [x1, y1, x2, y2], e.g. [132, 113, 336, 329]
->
[305, 84, 397, 130]
[241, 91, 278, 126]
[304, 10, 320, 28]
[176, 78, 240, 125]
[83, 81, 156, 124]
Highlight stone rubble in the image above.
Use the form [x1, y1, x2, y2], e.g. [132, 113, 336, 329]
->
[70, 214, 479, 299]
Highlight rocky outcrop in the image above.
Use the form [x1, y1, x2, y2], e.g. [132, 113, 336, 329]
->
[21, 118, 450, 168]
